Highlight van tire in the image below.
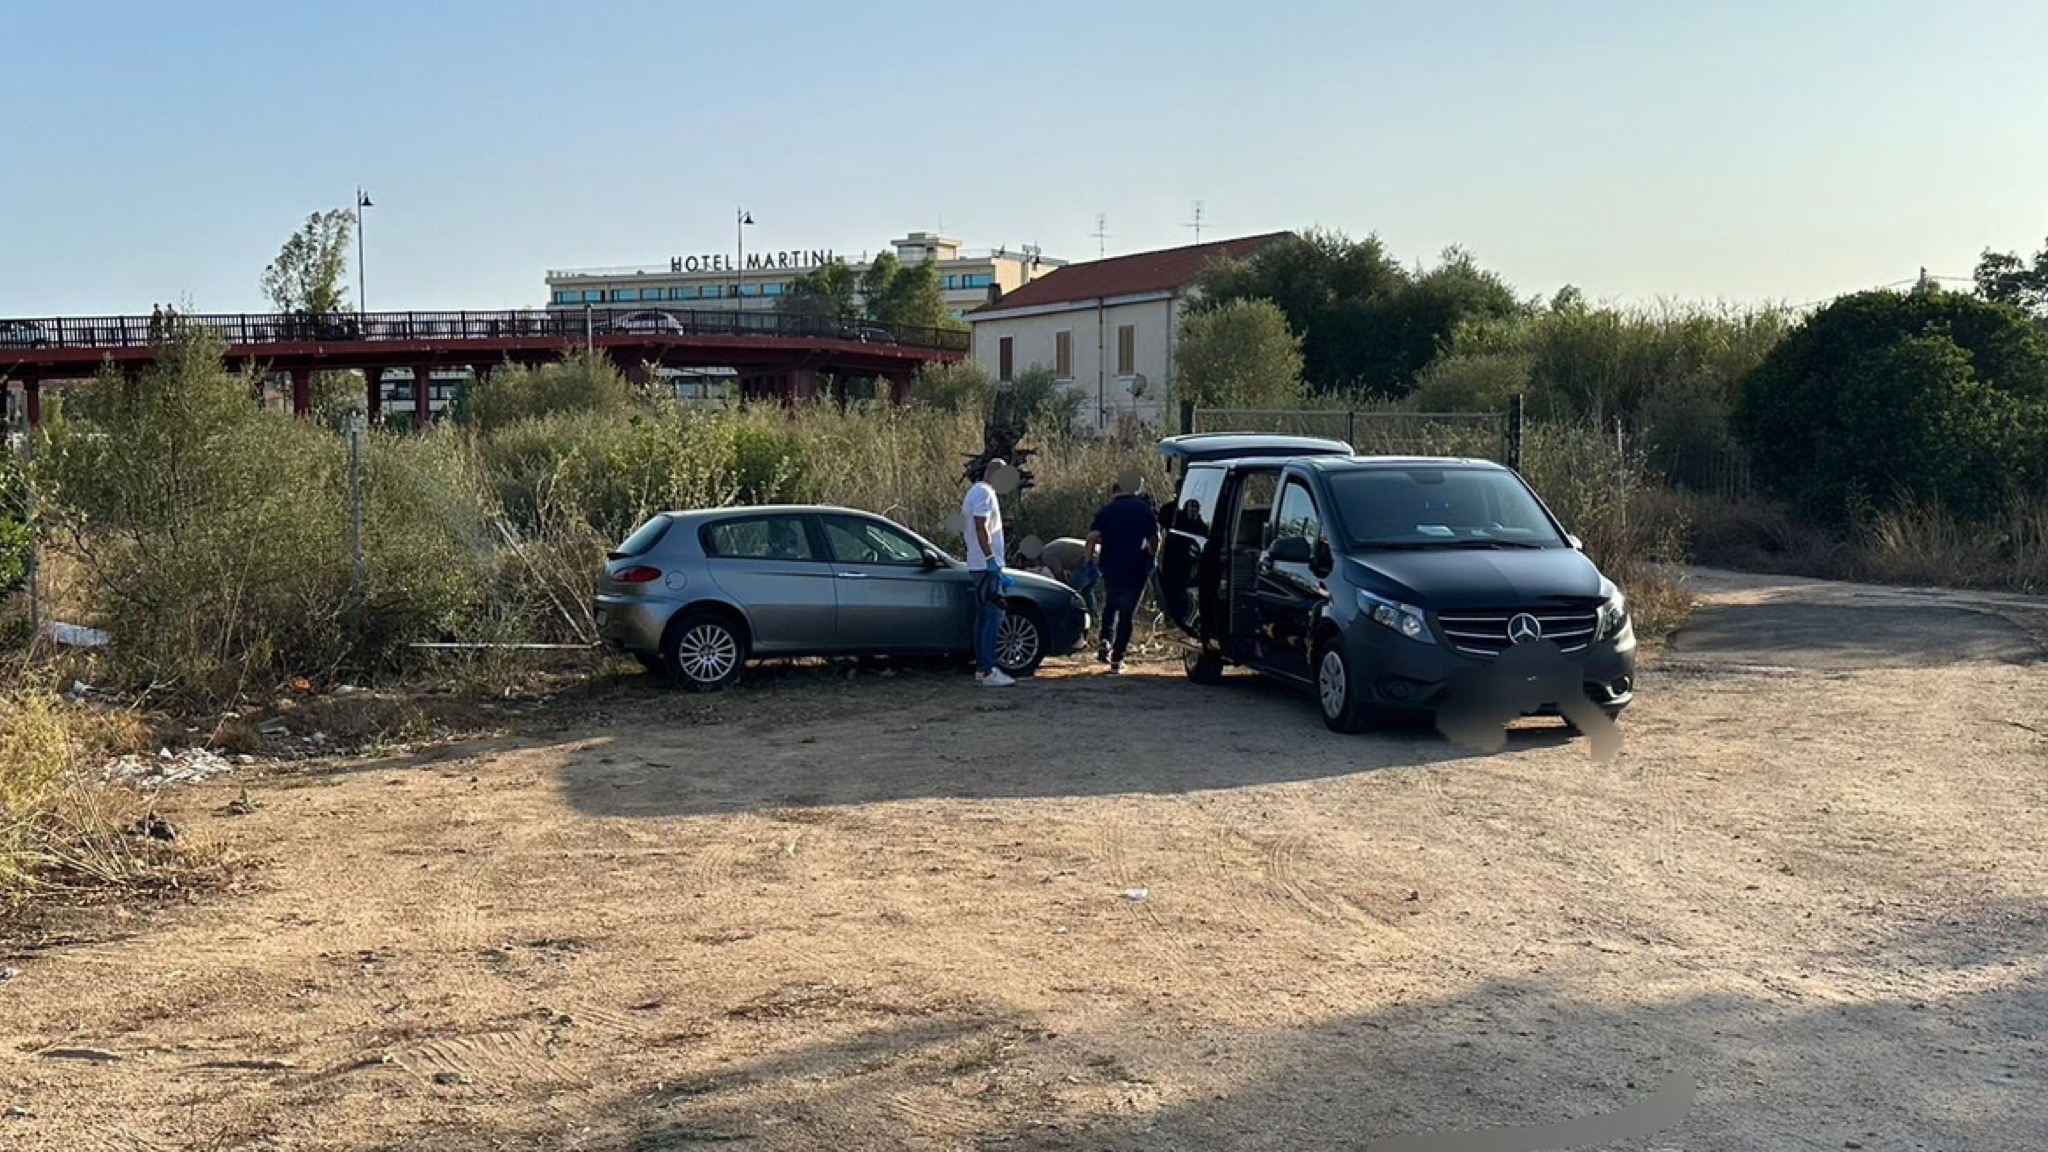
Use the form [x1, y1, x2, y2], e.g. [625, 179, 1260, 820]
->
[1183, 649, 1225, 684]
[1314, 642, 1377, 734]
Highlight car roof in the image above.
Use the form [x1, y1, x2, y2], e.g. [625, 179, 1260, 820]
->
[1156, 433, 1355, 464]
[653, 504, 904, 522]
[1300, 455, 1509, 471]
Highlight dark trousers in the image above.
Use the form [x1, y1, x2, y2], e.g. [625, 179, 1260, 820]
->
[1101, 575, 1145, 662]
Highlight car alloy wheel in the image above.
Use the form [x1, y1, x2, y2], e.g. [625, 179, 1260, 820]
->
[996, 612, 1043, 675]
[676, 624, 738, 683]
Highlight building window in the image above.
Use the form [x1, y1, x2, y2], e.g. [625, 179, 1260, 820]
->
[581, 290, 605, 303]
[1116, 325, 1136, 376]
[765, 282, 785, 297]
[998, 336, 1014, 382]
[943, 275, 960, 291]
[609, 289, 632, 302]
[552, 290, 576, 304]
[670, 286, 696, 300]
[1054, 330, 1073, 380]
[702, 284, 724, 299]
[639, 288, 664, 301]
[962, 273, 994, 289]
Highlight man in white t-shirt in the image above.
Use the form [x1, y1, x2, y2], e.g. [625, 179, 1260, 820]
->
[963, 459, 1013, 687]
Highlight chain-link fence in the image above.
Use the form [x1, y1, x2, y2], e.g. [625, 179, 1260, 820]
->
[1187, 402, 1523, 469]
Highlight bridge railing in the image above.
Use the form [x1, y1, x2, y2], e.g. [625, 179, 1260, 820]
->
[0, 307, 971, 354]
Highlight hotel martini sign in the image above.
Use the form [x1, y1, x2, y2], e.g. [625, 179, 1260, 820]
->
[669, 249, 838, 274]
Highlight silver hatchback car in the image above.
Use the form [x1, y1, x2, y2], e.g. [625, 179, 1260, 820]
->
[595, 505, 1092, 689]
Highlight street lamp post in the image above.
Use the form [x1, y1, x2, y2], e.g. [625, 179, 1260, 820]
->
[356, 188, 374, 317]
[735, 208, 754, 322]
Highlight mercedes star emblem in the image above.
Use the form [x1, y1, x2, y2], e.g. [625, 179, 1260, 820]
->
[1507, 613, 1543, 644]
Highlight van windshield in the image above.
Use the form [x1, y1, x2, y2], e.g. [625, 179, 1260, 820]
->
[1326, 467, 1566, 549]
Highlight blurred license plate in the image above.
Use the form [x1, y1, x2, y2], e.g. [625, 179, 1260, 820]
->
[595, 609, 609, 628]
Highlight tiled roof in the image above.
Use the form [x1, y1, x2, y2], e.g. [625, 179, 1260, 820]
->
[970, 232, 1292, 315]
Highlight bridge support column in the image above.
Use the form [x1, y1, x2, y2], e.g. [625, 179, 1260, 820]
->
[883, 368, 914, 405]
[364, 368, 382, 425]
[25, 381, 41, 429]
[290, 366, 313, 417]
[787, 368, 822, 402]
[412, 365, 434, 428]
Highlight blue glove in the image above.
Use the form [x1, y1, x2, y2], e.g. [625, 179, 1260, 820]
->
[1078, 559, 1099, 590]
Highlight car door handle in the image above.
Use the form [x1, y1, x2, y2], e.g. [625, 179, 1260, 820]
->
[836, 571, 870, 579]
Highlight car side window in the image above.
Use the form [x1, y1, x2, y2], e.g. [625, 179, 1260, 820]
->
[702, 515, 817, 561]
[1173, 466, 1224, 537]
[822, 516, 925, 566]
[1273, 479, 1321, 548]
[1233, 471, 1281, 552]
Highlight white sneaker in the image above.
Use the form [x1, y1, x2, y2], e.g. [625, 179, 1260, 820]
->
[980, 669, 1016, 687]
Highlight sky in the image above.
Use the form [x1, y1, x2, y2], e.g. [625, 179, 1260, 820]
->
[3, 0, 2046, 316]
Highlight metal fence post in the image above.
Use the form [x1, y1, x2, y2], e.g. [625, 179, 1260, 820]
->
[348, 419, 366, 648]
[22, 420, 39, 652]
[1505, 394, 1525, 471]
[1347, 410, 1357, 448]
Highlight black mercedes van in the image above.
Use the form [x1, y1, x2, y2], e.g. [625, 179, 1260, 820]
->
[1153, 434, 1636, 733]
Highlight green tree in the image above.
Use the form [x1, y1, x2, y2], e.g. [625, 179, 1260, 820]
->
[261, 208, 355, 316]
[1975, 228, 2048, 318]
[1008, 365, 1085, 436]
[1174, 299, 1306, 410]
[0, 455, 29, 598]
[1197, 230, 1520, 397]
[778, 258, 860, 322]
[910, 361, 993, 413]
[1734, 288, 2048, 523]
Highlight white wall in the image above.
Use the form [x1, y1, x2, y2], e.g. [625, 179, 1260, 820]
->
[970, 296, 1184, 433]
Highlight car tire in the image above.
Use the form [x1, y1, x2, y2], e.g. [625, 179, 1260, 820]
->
[1314, 641, 1377, 734]
[1183, 648, 1225, 684]
[663, 612, 747, 692]
[996, 605, 1047, 677]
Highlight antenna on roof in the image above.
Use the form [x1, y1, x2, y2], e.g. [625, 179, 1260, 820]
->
[1023, 243, 1042, 268]
[1185, 201, 1205, 243]
[1090, 213, 1110, 259]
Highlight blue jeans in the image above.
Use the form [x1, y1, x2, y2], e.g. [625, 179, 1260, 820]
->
[974, 569, 1005, 674]
[1101, 575, 1145, 663]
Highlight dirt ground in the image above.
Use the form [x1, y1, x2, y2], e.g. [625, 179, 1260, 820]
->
[5, 567, 2046, 1151]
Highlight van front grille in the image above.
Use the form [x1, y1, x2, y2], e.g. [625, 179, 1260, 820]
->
[1437, 607, 1600, 658]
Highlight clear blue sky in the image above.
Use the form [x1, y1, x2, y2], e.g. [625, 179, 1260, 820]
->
[4, 0, 2045, 315]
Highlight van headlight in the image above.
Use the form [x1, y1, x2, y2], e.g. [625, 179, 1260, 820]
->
[1597, 579, 1631, 640]
[1358, 590, 1435, 645]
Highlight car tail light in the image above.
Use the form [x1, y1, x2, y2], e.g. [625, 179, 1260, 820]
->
[614, 566, 662, 584]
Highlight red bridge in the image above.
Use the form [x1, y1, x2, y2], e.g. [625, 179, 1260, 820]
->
[0, 307, 968, 426]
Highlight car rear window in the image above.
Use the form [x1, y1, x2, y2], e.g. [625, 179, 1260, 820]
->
[612, 515, 673, 559]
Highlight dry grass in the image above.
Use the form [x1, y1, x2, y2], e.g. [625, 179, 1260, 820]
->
[0, 680, 185, 903]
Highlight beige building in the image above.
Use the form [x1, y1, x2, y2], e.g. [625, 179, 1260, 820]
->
[545, 232, 1063, 324]
[965, 233, 1291, 433]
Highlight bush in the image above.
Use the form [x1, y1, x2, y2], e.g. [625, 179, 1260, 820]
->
[0, 687, 162, 898]
[1734, 289, 2048, 524]
[1174, 298, 1307, 410]
[0, 456, 28, 598]
[910, 361, 992, 414]
[464, 351, 633, 432]
[1407, 351, 1530, 413]
[1008, 366, 1086, 438]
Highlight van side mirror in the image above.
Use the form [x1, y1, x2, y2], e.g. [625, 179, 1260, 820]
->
[1566, 534, 1584, 551]
[1269, 536, 1313, 565]
[1312, 538, 1334, 576]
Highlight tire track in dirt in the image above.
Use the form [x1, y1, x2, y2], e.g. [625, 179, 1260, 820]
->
[1096, 816, 1205, 987]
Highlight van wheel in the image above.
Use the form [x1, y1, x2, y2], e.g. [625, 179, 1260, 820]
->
[1315, 643, 1377, 734]
[663, 612, 747, 692]
[1183, 649, 1225, 684]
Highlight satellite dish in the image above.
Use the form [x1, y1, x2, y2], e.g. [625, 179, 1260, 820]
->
[1127, 373, 1149, 398]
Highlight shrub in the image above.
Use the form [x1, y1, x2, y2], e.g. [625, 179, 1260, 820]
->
[1174, 298, 1307, 410]
[0, 456, 28, 598]
[1734, 289, 2048, 524]
[910, 361, 992, 414]
[0, 687, 163, 898]
[1407, 351, 1531, 413]
[464, 351, 633, 432]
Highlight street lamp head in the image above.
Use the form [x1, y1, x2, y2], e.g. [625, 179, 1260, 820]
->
[358, 191, 373, 209]
[739, 210, 754, 226]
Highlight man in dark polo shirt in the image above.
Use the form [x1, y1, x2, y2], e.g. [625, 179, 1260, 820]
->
[1085, 472, 1160, 674]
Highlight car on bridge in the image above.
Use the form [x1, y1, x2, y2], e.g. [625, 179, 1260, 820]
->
[606, 311, 686, 336]
[594, 505, 1091, 690]
[1154, 434, 1636, 733]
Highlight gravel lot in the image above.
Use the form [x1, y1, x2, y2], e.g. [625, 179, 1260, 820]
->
[4, 568, 2045, 1151]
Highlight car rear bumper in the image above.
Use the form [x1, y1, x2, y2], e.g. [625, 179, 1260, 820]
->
[1342, 626, 1637, 716]
[594, 595, 674, 656]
